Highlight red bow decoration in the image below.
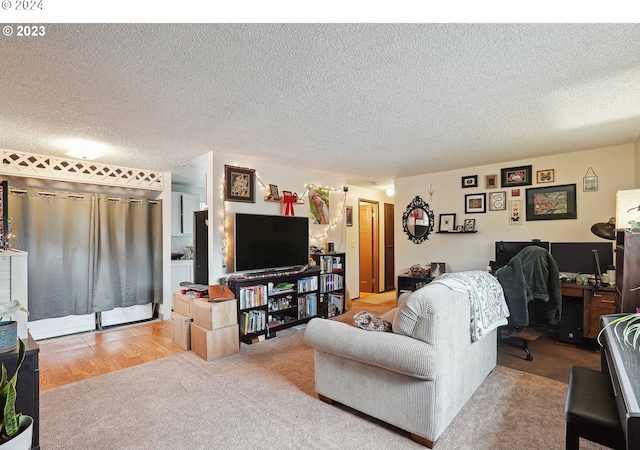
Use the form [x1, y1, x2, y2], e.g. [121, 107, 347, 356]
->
[283, 192, 296, 216]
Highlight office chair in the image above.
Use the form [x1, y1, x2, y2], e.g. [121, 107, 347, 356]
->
[496, 245, 562, 361]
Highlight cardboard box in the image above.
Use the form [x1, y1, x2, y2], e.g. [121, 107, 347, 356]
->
[173, 292, 195, 318]
[190, 322, 239, 361]
[192, 298, 237, 330]
[171, 312, 192, 351]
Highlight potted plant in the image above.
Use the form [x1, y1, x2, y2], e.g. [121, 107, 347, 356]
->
[0, 301, 28, 355]
[597, 311, 640, 351]
[0, 300, 31, 450]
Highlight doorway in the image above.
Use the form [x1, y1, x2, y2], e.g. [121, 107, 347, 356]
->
[359, 200, 379, 294]
[384, 203, 395, 291]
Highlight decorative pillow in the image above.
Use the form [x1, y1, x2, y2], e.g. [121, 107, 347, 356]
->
[353, 311, 392, 332]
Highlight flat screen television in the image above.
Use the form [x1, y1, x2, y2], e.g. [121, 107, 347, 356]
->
[234, 213, 309, 272]
[550, 242, 614, 275]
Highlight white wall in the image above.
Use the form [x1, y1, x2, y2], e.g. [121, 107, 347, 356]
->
[394, 144, 635, 275]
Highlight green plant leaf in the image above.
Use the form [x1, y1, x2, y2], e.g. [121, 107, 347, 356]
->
[598, 313, 640, 352]
[0, 339, 25, 439]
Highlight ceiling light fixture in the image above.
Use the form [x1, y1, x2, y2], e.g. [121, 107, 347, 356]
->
[65, 149, 103, 160]
[57, 138, 108, 160]
[386, 187, 395, 196]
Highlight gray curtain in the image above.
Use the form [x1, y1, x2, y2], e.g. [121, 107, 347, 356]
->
[9, 189, 162, 320]
[9, 189, 97, 321]
[92, 195, 163, 312]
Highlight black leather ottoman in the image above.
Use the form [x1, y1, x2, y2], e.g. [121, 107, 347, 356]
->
[565, 366, 625, 450]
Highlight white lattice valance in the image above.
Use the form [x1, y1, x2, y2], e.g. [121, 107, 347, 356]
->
[0, 150, 164, 191]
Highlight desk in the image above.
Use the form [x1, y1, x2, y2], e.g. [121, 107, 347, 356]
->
[559, 283, 615, 344]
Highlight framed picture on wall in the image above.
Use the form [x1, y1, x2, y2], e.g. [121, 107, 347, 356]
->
[438, 213, 456, 232]
[536, 169, 555, 184]
[461, 175, 478, 188]
[224, 165, 255, 203]
[486, 174, 498, 189]
[501, 165, 532, 187]
[464, 218, 476, 232]
[510, 199, 522, 225]
[465, 193, 486, 214]
[525, 183, 577, 221]
[489, 191, 507, 211]
[345, 206, 353, 227]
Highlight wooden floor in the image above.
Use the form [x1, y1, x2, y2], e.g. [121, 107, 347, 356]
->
[37, 320, 184, 391]
[38, 297, 392, 392]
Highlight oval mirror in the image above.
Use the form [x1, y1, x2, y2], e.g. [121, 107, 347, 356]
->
[402, 195, 434, 244]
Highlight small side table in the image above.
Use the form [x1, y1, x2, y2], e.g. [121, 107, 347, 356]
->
[397, 275, 433, 299]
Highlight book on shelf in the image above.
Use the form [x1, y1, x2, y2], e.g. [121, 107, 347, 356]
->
[238, 285, 268, 309]
[297, 276, 318, 293]
[318, 255, 343, 273]
[320, 273, 344, 293]
[239, 309, 266, 335]
[297, 293, 318, 319]
[268, 282, 295, 295]
[329, 293, 344, 315]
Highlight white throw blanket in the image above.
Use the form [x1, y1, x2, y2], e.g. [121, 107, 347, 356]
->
[432, 271, 510, 341]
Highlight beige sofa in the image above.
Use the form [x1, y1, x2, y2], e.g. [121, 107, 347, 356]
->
[305, 271, 507, 448]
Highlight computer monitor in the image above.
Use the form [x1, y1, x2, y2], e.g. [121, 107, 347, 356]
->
[550, 242, 614, 275]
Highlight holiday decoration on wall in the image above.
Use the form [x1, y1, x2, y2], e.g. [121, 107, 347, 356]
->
[309, 186, 330, 224]
[283, 191, 296, 216]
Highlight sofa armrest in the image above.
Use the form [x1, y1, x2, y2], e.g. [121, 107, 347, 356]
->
[305, 318, 435, 380]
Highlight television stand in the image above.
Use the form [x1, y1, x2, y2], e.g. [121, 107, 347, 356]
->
[228, 266, 323, 344]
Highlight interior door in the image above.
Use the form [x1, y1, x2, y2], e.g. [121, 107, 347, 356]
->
[359, 204, 374, 293]
[384, 203, 395, 291]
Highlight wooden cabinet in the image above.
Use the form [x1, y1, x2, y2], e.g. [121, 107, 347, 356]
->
[614, 229, 640, 313]
[171, 192, 198, 235]
[584, 288, 616, 339]
[560, 283, 616, 342]
[228, 267, 322, 344]
[310, 252, 346, 318]
[170, 260, 193, 307]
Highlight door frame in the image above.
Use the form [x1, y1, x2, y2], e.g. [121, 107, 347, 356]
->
[359, 198, 380, 294]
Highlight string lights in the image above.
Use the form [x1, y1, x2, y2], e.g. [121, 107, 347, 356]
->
[220, 174, 229, 265]
[306, 183, 347, 241]
[219, 169, 349, 266]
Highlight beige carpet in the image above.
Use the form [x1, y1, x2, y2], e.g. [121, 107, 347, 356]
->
[40, 311, 608, 450]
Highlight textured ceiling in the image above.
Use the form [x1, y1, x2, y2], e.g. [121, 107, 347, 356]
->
[1, 23, 640, 189]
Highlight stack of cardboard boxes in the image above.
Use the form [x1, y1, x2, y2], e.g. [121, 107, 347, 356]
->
[190, 297, 239, 360]
[172, 286, 240, 361]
